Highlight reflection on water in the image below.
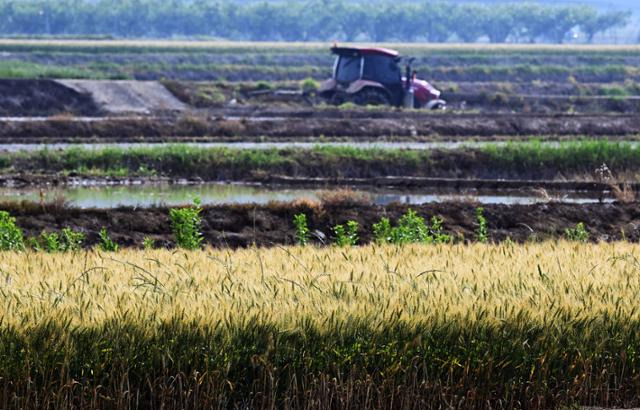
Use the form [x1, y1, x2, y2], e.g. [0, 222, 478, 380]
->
[0, 183, 611, 209]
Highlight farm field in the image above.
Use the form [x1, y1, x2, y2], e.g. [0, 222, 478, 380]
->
[2, 243, 640, 408]
[3, 40, 640, 407]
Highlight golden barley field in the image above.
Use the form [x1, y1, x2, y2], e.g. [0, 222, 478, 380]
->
[2, 242, 640, 409]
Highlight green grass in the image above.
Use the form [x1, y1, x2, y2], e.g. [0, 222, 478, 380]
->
[0, 60, 636, 81]
[482, 140, 640, 173]
[1, 39, 640, 80]
[0, 60, 126, 79]
[4, 141, 640, 180]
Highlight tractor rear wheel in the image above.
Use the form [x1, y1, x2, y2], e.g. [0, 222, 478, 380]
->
[353, 88, 390, 106]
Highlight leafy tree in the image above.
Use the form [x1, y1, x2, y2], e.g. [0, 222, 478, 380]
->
[478, 4, 516, 43]
[337, 3, 370, 41]
[452, 4, 484, 43]
[0, 0, 630, 44]
[420, 2, 452, 43]
[581, 10, 630, 43]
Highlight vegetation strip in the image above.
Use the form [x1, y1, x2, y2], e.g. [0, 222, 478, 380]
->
[4, 141, 640, 182]
[1, 243, 640, 407]
[2, 113, 639, 141]
[2, 201, 639, 249]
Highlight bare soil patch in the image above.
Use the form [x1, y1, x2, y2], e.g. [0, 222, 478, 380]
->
[0, 79, 101, 116]
[5, 201, 639, 249]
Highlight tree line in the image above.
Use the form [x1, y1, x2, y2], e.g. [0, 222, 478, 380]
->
[0, 0, 631, 43]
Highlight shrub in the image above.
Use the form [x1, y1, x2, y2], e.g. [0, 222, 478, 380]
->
[40, 231, 60, 253]
[565, 222, 589, 243]
[394, 209, 430, 244]
[0, 211, 24, 251]
[60, 228, 85, 251]
[373, 217, 393, 244]
[430, 216, 452, 244]
[31, 228, 84, 253]
[98, 228, 119, 252]
[142, 236, 155, 250]
[293, 213, 310, 246]
[475, 207, 489, 243]
[333, 220, 359, 247]
[373, 210, 451, 245]
[169, 199, 204, 250]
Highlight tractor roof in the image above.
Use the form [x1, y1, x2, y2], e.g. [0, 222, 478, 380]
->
[330, 46, 400, 58]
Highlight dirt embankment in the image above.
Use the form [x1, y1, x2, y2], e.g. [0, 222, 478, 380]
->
[0, 79, 186, 117]
[0, 79, 102, 116]
[6, 201, 640, 249]
[1, 113, 639, 142]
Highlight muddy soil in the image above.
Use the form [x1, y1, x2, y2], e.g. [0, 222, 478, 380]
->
[5, 201, 639, 249]
[0, 79, 101, 116]
[1, 113, 639, 142]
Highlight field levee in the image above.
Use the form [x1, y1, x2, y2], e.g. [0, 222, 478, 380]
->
[1, 113, 640, 142]
[3, 201, 639, 248]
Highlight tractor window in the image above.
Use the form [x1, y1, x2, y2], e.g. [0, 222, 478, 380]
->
[335, 56, 361, 83]
[363, 55, 401, 84]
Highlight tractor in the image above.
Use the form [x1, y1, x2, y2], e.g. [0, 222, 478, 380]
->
[318, 46, 445, 109]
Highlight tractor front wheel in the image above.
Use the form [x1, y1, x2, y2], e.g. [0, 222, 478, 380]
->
[352, 88, 390, 106]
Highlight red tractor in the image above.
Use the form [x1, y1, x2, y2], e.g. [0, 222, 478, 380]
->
[318, 46, 446, 109]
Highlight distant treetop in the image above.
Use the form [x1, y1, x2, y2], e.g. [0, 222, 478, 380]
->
[0, 0, 631, 44]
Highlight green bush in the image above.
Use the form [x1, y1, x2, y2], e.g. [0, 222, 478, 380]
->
[142, 236, 155, 250]
[98, 228, 119, 252]
[0, 211, 24, 251]
[372, 217, 393, 244]
[60, 228, 85, 251]
[565, 222, 589, 243]
[373, 210, 451, 245]
[293, 213, 310, 246]
[475, 207, 489, 243]
[429, 216, 452, 244]
[31, 228, 84, 253]
[333, 220, 358, 247]
[169, 199, 204, 250]
[40, 231, 60, 253]
[394, 209, 431, 244]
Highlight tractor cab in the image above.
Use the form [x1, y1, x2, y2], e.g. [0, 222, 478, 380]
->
[319, 46, 445, 109]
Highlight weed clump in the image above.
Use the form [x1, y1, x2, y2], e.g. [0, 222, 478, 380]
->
[293, 213, 310, 246]
[142, 236, 155, 250]
[170, 199, 204, 250]
[300, 77, 319, 94]
[373, 209, 451, 245]
[98, 227, 119, 252]
[565, 222, 589, 242]
[333, 220, 358, 247]
[0, 211, 24, 251]
[475, 207, 489, 243]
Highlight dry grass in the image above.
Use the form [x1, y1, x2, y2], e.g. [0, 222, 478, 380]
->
[595, 163, 636, 203]
[317, 188, 372, 206]
[2, 242, 640, 408]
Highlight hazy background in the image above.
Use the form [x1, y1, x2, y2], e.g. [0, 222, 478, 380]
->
[0, 0, 638, 44]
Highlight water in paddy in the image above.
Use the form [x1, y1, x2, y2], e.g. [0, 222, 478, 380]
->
[0, 183, 609, 209]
